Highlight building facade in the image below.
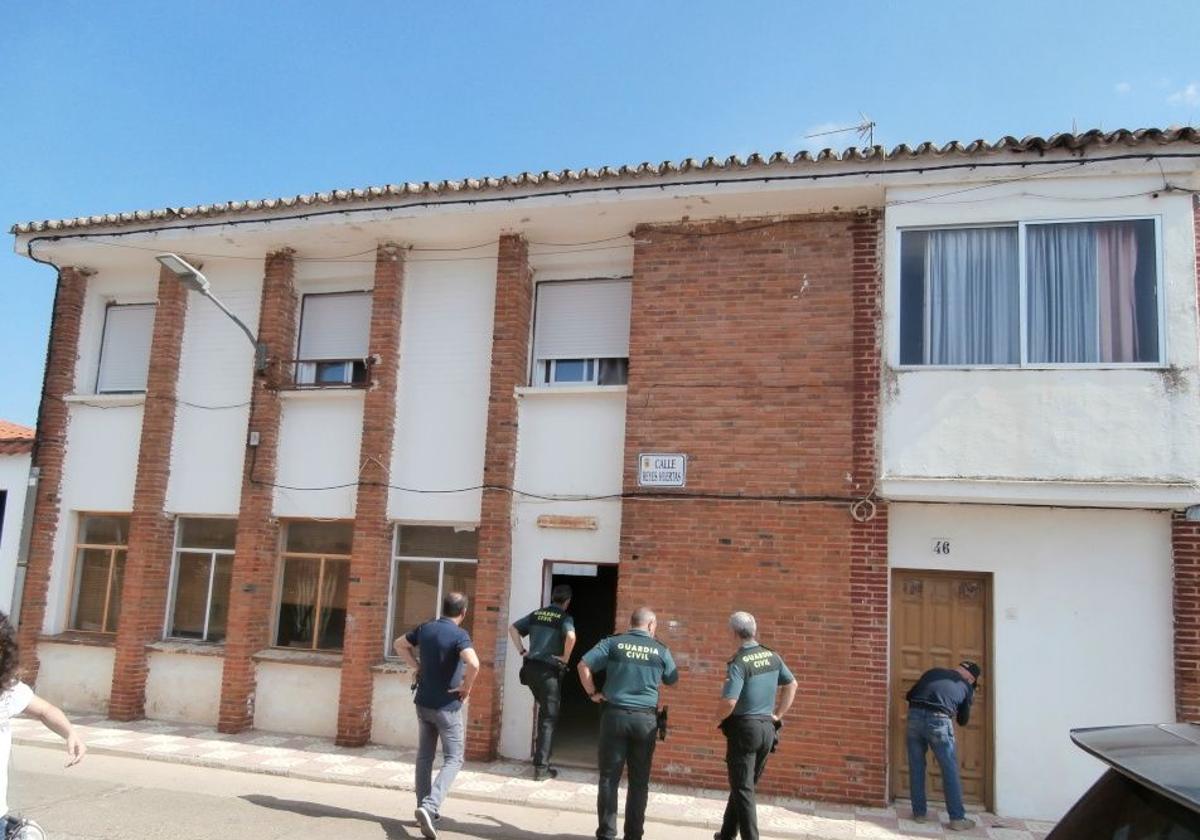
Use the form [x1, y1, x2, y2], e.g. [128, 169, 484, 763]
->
[0, 421, 34, 615]
[9, 128, 1200, 820]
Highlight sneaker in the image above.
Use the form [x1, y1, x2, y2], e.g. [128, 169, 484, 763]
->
[415, 806, 438, 839]
[533, 766, 559, 781]
[948, 817, 976, 831]
[911, 812, 928, 823]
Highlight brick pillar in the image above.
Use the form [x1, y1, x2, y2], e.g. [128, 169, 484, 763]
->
[17, 266, 90, 682]
[108, 265, 190, 719]
[847, 210, 889, 803]
[218, 250, 298, 733]
[336, 244, 405, 746]
[466, 234, 532, 761]
[1173, 513, 1200, 721]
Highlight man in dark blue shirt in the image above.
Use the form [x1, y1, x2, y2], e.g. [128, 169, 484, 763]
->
[509, 583, 577, 780]
[905, 661, 981, 831]
[396, 592, 481, 840]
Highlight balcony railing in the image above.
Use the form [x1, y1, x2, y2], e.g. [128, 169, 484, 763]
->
[285, 357, 373, 390]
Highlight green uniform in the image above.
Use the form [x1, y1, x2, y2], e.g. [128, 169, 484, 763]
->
[513, 604, 575, 770]
[581, 628, 678, 709]
[721, 642, 795, 716]
[717, 642, 795, 840]
[513, 605, 575, 665]
[582, 629, 678, 840]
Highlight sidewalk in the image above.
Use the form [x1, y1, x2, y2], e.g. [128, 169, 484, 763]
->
[13, 715, 1055, 840]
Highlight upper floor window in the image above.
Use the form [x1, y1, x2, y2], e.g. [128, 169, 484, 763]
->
[532, 279, 631, 386]
[295, 292, 371, 387]
[275, 521, 351, 651]
[899, 219, 1160, 367]
[388, 525, 478, 653]
[96, 303, 155, 393]
[71, 514, 128, 633]
[167, 518, 236, 643]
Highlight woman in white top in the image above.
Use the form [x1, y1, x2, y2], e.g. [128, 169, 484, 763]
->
[0, 614, 85, 829]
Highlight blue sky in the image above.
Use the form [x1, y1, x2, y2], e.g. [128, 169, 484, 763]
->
[2, 1, 1198, 424]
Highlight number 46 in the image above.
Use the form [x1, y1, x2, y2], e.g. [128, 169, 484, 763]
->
[932, 539, 951, 555]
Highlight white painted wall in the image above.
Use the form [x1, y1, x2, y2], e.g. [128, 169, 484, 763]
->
[889, 502, 1175, 820]
[498, 388, 626, 760]
[882, 178, 1200, 501]
[274, 393, 364, 518]
[252, 661, 341, 737]
[145, 651, 222, 726]
[33, 642, 114, 713]
[370, 671, 419, 748]
[388, 256, 496, 524]
[167, 260, 261, 516]
[0, 453, 31, 613]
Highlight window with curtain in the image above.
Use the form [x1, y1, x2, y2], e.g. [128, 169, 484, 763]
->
[168, 518, 236, 643]
[71, 515, 129, 633]
[388, 526, 478, 654]
[900, 219, 1159, 366]
[275, 521, 352, 651]
[294, 292, 372, 387]
[96, 304, 156, 393]
[532, 279, 632, 386]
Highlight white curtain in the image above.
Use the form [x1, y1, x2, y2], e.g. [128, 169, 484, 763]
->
[1027, 224, 1099, 363]
[924, 228, 1019, 365]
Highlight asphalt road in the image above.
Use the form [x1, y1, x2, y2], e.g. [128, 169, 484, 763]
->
[8, 744, 722, 839]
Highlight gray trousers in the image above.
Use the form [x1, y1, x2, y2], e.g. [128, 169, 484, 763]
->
[415, 705, 465, 816]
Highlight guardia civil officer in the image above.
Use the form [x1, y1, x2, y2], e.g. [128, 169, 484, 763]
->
[508, 583, 578, 780]
[578, 607, 678, 840]
[713, 611, 797, 840]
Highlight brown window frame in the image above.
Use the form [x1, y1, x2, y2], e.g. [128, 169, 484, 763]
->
[70, 515, 129, 635]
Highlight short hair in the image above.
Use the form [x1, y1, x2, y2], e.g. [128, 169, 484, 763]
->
[551, 584, 573, 606]
[442, 591, 469, 618]
[630, 607, 656, 628]
[729, 611, 757, 641]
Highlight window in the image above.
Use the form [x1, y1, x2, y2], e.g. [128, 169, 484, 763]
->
[532, 280, 632, 386]
[899, 219, 1160, 366]
[96, 304, 155, 393]
[275, 521, 351, 651]
[388, 526, 478, 651]
[295, 292, 371, 387]
[71, 515, 128, 633]
[167, 518, 236, 643]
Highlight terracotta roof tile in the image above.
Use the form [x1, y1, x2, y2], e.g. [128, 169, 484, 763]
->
[0, 421, 33, 456]
[10, 127, 1200, 236]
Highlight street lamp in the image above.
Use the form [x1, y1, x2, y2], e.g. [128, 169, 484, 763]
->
[155, 253, 267, 372]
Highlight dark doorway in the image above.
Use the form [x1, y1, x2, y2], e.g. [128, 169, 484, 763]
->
[539, 562, 618, 769]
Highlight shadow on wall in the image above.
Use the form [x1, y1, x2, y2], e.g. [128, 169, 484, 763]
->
[241, 794, 594, 839]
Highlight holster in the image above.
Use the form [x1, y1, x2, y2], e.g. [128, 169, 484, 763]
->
[770, 718, 782, 753]
[656, 706, 669, 741]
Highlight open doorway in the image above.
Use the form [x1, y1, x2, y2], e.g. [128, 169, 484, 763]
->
[537, 560, 618, 768]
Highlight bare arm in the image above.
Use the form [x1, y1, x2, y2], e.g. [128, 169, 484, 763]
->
[24, 695, 85, 767]
[508, 624, 527, 657]
[577, 661, 604, 703]
[394, 635, 420, 674]
[714, 696, 737, 726]
[451, 647, 481, 699]
[774, 681, 798, 722]
[559, 630, 577, 664]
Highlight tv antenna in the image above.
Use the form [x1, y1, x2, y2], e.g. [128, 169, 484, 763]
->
[804, 113, 876, 147]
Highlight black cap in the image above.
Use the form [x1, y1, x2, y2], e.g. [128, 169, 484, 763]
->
[959, 660, 981, 680]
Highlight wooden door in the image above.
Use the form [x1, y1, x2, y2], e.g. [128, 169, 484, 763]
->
[889, 570, 991, 810]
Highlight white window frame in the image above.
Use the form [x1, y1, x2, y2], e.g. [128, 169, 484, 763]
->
[294, 290, 372, 387]
[530, 278, 632, 387]
[384, 526, 479, 658]
[894, 214, 1166, 370]
[95, 302, 156, 394]
[164, 518, 236, 643]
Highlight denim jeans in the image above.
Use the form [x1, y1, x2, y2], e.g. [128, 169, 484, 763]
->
[906, 707, 966, 820]
[415, 705, 465, 818]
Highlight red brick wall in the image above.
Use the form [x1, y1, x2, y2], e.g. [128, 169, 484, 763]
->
[617, 213, 888, 803]
[17, 266, 90, 681]
[1173, 512, 1200, 721]
[218, 250, 298, 733]
[467, 234, 532, 760]
[109, 265, 189, 719]
[337, 244, 405, 746]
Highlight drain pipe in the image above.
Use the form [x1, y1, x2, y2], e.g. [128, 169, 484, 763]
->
[9, 465, 39, 624]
